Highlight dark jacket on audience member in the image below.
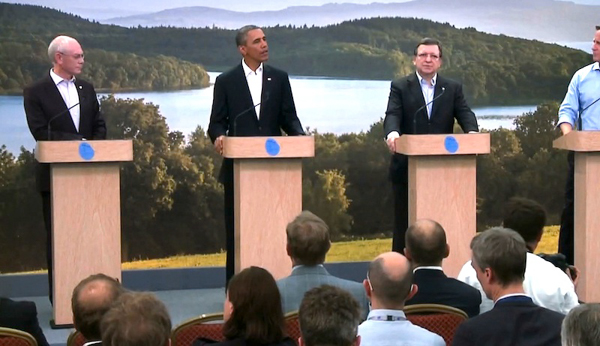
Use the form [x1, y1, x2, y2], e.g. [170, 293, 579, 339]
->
[0, 297, 50, 346]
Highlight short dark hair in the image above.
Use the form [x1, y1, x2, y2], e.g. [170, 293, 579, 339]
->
[413, 37, 443, 58]
[368, 257, 413, 307]
[299, 285, 361, 346]
[101, 292, 171, 346]
[503, 197, 546, 244]
[596, 25, 600, 31]
[562, 303, 600, 346]
[71, 273, 125, 340]
[405, 219, 447, 266]
[471, 227, 527, 287]
[236, 25, 261, 46]
[286, 211, 331, 266]
[224, 266, 286, 344]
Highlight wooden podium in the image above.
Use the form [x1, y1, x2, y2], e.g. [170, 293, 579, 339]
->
[395, 133, 490, 277]
[223, 136, 314, 279]
[553, 131, 600, 302]
[35, 140, 133, 327]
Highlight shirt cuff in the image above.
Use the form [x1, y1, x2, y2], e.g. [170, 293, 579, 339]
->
[386, 131, 400, 141]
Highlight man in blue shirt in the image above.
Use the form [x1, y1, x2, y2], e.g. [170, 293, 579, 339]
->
[556, 26, 600, 265]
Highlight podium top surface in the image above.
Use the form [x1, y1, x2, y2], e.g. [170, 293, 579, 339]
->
[35, 140, 133, 163]
[395, 133, 490, 156]
[223, 136, 315, 159]
[553, 131, 600, 152]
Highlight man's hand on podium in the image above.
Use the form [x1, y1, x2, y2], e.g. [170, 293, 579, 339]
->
[386, 132, 400, 153]
[214, 135, 225, 155]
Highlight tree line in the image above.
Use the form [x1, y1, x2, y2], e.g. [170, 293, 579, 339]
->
[0, 97, 566, 272]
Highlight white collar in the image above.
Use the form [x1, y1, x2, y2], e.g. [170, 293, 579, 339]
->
[495, 293, 529, 303]
[416, 71, 437, 87]
[413, 266, 443, 273]
[241, 59, 263, 77]
[83, 341, 102, 346]
[50, 68, 75, 85]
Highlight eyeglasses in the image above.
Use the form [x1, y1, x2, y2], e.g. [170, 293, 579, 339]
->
[366, 271, 374, 292]
[59, 51, 85, 60]
[416, 53, 440, 61]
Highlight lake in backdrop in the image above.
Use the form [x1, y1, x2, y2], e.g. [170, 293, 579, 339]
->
[0, 72, 536, 155]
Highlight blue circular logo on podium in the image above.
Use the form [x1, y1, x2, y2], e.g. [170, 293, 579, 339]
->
[444, 136, 459, 154]
[265, 138, 280, 156]
[79, 142, 95, 160]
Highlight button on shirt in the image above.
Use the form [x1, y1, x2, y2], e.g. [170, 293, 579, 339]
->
[241, 59, 263, 119]
[50, 69, 80, 132]
[358, 309, 445, 346]
[416, 72, 437, 118]
[558, 62, 600, 130]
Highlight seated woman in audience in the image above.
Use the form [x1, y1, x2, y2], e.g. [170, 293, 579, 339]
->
[194, 266, 295, 346]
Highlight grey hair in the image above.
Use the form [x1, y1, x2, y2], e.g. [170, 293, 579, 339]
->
[48, 35, 76, 63]
[235, 25, 260, 47]
[561, 303, 600, 346]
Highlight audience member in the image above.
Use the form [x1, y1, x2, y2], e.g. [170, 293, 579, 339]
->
[299, 285, 362, 346]
[404, 219, 481, 317]
[72, 273, 125, 343]
[277, 211, 369, 318]
[195, 266, 294, 346]
[0, 297, 49, 346]
[452, 228, 564, 346]
[458, 197, 579, 314]
[358, 252, 445, 346]
[101, 292, 171, 346]
[561, 303, 600, 346]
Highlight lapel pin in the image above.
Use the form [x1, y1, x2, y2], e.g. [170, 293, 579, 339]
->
[267, 78, 272, 81]
[79, 85, 82, 89]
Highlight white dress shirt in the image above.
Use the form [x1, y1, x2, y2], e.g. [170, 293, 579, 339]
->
[358, 309, 445, 346]
[241, 59, 263, 119]
[50, 69, 80, 132]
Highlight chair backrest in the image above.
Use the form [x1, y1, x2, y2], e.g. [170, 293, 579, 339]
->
[284, 310, 301, 342]
[171, 313, 225, 346]
[0, 327, 37, 346]
[66, 330, 87, 346]
[404, 304, 468, 346]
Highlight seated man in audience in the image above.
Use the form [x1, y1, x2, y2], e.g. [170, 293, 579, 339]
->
[561, 303, 600, 346]
[72, 273, 126, 344]
[0, 297, 49, 346]
[453, 228, 564, 346]
[277, 211, 369, 318]
[458, 197, 578, 314]
[404, 219, 481, 317]
[101, 292, 171, 346]
[358, 252, 445, 346]
[299, 285, 362, 346]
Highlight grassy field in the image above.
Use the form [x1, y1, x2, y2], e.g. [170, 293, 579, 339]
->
[121, 225, 560, 270]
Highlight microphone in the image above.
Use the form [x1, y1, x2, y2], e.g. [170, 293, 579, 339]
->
[578, 96, 600, 130]
[412, 86, 445, 135]
[47, 102, 80, 140]
[231, 92, 270, 136]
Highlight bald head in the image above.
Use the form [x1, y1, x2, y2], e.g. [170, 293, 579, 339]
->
[405, 219, 448, 266]
[367, 252, 413, 308]
[48, 35, 79, 63]
[72, 274, 124, 340]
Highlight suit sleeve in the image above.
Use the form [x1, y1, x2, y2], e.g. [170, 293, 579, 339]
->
[90, 87, 106, 140]
[453, 83, 479, 133]
[207, 75, 229, 142]
[279, 73, 304, 136]
[383, 81, 403, 136]
[23, 301, 50, 346]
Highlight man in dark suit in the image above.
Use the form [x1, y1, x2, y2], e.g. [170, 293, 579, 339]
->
[404, 219, 481, 317]
[383, 38, 479, 253]
[0, 297, 49, 346]
[24, 35, 107, 302]
[276, 211, 369, 319]
[452, 228, 564, 346]
[207, 25, 305, 284]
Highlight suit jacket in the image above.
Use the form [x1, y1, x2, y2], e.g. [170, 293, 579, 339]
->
[24, 72, 106, 191]
[406, 268, 481, 318]
[207, 63, 304, 183]
[452, 296, 564, 346]
[276, 265, 369, 320]
[383, 73, 478, 183]
[0, 297, 49, 346]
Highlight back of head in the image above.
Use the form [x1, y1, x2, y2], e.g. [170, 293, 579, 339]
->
[71, 273, 125, 340]
[368, 252, 413, 308]
[503, 197, 546, 245]
[299, 285, 361, 346]
[286, 211, 331, 266]
[101, 292, 171, 346]
[224, 266, 285, 344]
[405, 219, 447, 266]
[470, 227, 527, 287]
[562, 303, 600, 346]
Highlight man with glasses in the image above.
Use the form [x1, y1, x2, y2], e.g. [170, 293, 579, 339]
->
[358, 252, 445, 346]
[24, 35, 106, 303]
[383, 38, 479, 254]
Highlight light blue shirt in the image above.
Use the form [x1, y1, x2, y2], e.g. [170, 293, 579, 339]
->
[416, 72, 437, 118]
[358, 309, 445, 346]
[558, 62, 600, 130]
